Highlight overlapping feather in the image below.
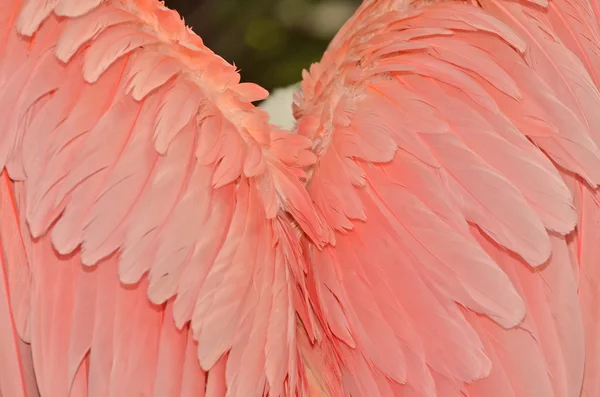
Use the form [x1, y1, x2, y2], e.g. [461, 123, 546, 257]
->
[0, 0, 327, 396]
[1, 0, 600, 396]
[295, 1, 594, 395]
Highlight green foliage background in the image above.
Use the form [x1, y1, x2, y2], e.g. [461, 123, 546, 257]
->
[164, 0, 360, 91]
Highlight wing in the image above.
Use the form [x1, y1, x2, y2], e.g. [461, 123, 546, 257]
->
[295, 0, 600, 395]
[0, 1, 328, 397]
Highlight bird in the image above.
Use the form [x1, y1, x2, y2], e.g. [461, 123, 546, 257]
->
[0, 0, 599, 396]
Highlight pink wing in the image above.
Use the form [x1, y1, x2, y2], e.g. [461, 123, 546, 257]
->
[0, 1, 328, 396]
[295, 0, 600, 395]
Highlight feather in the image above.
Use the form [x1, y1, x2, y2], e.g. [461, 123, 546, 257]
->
[153, 79, 203, 154]
[119, 122, 196, 284]
[51, 94, 142, 255]
[3, 0, 600, 396]
[83, 24, 160, 83]
[54, 0, 103, 17]
[546, 0, 600, 86]
[16, 0, 58, 36]
[55, 5, 137, 63]
[479, 0, 600, 146]
[127, 51, 182, 101]
[0, 201, 28, 397]
[79, 89, 161, 265]
[0, 1, 323, 396]
[402, 75, 576, 234]
[294, 1, 595, 395]
[152, 301, 187, 397]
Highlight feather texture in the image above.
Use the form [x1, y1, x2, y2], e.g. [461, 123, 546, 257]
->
[1, 0, 600, 396]
[0, 1, 325, 396]
[295, 1, 595, 395]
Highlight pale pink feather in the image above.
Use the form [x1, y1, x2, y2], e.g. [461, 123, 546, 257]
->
[294, 0, 599, 395]
[1, 0, 600, 396]
[0, 1, 323, 396]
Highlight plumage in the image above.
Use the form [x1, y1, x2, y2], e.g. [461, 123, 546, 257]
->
[1, 0, 600, 396]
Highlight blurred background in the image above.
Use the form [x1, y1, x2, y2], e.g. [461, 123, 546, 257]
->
[164, 0, 361, 91]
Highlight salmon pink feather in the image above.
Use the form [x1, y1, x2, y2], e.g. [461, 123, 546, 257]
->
[0, 0, 599, 396]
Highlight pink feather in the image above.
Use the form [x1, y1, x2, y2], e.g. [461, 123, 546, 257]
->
[1, 0, 600, 396]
